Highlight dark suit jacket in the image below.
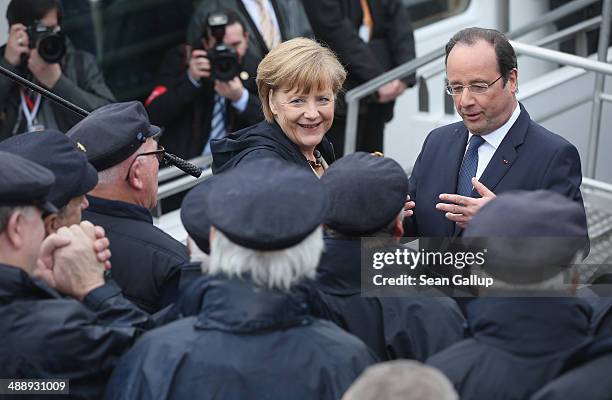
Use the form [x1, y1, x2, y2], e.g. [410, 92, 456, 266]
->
[405, 103, 587, 237]
[146, 44, 262, 159]
[302, 0, 416, 118]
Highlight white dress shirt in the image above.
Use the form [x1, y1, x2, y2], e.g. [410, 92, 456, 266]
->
[466, 102, 521, 179]
[241, 0, 282, 43]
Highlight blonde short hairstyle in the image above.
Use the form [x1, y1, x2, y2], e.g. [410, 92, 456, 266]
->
[257, 37, 347, 122]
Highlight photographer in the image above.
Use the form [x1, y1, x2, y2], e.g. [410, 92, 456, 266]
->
[0, 0, 115, 140]
[146, 10, 263, 159]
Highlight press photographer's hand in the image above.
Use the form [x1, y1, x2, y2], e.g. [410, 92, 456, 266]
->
[215, 77, 244, 102]
[5, 24, 29, 66]
[189, 49, 211, 81]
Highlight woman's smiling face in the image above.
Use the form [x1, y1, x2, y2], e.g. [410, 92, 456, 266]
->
[269, 86, 335, 154]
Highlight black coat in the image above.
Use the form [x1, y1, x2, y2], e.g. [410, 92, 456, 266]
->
[146, 44, 263, 159]
[105, 276, 377, 400]
[83, 196, 189, 313]
[211, 120, 335, 173]
[302, 0, 416, 117]
[315, 237, 465, 361]
[427, 298, 594, 400]
[0, 263, 152, 400]
[531, 338, 612, 400]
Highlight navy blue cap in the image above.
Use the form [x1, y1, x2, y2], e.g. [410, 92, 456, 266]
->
[66, 101, 161, 171]
[0, 150, 57, 214]
[0, 130, 98, 210]
[321, 152, 409, 236]
[181, 158, 328, 251]
[464, 190, 588, 283]
[181, 175, 217, 254]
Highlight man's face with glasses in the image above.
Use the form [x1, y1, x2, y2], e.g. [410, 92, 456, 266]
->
[125, 139, 164, 209]
[446, 40, 518, 135]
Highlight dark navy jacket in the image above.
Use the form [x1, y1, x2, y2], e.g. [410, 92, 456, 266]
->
[427, 298, 593, 400]
[315, 237, 465, 361]
[211, 120, 335, 173]
[406, 104, 587, 237]
[83, 196, 189, 313]
[105, 276, 377, 400]
[0, 264, 152, 400]
[531, 337, 612, 400]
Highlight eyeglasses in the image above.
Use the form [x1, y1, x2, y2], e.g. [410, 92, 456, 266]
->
[124, 145, 166, 181]
[445, 75, 503, 96]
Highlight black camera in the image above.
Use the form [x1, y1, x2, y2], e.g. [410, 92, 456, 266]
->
[204, 13, 241, 81]
[26, 22, 66, 64]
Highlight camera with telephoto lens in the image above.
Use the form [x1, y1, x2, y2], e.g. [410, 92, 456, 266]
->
[26, 21, 66, 64]
[203, 12, 241, 81]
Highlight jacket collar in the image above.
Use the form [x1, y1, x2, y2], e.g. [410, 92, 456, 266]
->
[316, 237, 362, 295]
[477, 102, 530, 192]
[0, 264, 59, 304]
[178, 275, 314, 333]
[85, 195, 153, 224]
[466, 297, 592, 356]
[211, 120, 335, 173]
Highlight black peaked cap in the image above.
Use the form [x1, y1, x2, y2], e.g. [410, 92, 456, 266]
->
[0, 130, 98, 209]
[0, 150, 57, 214]
[182, 157, 328, 251]
[464, 190, 588, 283]
[321, 152, 409, 236]
[66, 101, 161, 171]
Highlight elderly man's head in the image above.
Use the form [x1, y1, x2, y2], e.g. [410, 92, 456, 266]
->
[67, 102, 163, 209]
[181, 157, 327, 290]
[257, 38, 346, 154]
[0, 151, 56, 273]
[321, 152, 409, 239]
[0, 130, 98, 234]
[342, 360, 458, 400]
[464, 190, 588, 292]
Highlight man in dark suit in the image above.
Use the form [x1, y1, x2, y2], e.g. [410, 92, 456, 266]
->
[186, 0, 313, 63]
[146, 10, 263, 159]
[405, 27, 587, 237]
[302, 0, 416, 155]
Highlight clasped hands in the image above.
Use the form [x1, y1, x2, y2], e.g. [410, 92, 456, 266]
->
[404, 178, 496, 229]
[34, 221, 112, 301]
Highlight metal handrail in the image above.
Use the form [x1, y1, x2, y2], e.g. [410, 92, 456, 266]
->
[343, 0, 605, 156]
[587, 0, 612, 178]
[509, 41, 612, 74]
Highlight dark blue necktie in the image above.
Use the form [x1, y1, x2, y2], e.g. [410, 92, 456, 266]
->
[202, 94, 226, 155]
[457, 135, 485, 197]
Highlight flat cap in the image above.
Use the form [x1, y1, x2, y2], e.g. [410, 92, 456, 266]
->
[0, 130, 98, 210]
[66, 101, 161, 171]
[464, 190, 588, 283]
[321, 152, 409, 236]
[0, 150, 57, 214]
[181, 157, 327, 251]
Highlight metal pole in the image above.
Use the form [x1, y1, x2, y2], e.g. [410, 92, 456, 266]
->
[506, 0, 600, 39]
[0, 65, 89, 117]
[587, 0, 612, 178]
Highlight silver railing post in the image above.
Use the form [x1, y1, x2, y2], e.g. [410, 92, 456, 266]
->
[587, 0, 612, 178]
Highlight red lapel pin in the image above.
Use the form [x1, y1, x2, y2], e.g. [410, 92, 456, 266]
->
[502, 159, 510, 165]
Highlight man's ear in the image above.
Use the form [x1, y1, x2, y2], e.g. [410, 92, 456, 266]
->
[43, 213, 59, 236]
[5, 210, 26, 248]
[508, 68, 518, 94]
[127, 159, 146, 191]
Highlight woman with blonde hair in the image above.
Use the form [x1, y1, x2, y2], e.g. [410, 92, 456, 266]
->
[211, 37, 346, 176]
